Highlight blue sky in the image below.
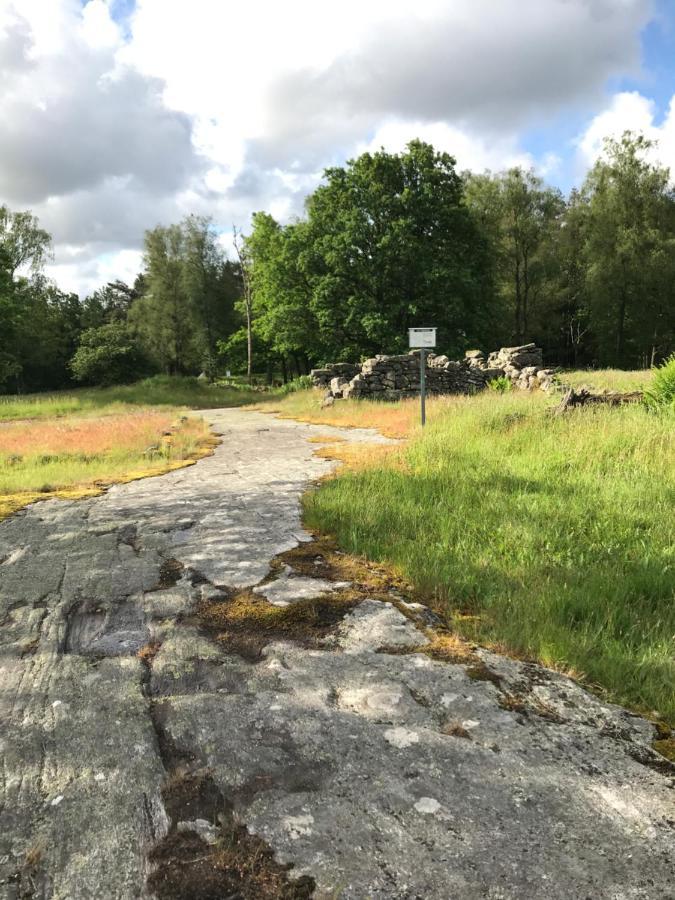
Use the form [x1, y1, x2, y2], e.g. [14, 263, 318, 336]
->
[519, 0, 675, 191]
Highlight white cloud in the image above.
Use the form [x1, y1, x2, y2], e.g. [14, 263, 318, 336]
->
[0, 0, 658, 295]
[47, 248, 143, 297]
[356, 121, 535, 173]
[576, 90, 675, 178]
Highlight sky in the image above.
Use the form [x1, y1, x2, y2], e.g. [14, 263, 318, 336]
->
[0, 0, 674, 297]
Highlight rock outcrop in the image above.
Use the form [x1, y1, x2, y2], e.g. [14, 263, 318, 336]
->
[312, 344, 558, 401]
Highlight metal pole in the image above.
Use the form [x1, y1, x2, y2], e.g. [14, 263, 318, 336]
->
[420, 348, 426, 426]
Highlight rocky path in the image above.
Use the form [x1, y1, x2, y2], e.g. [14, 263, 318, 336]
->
[0, 409, 672, 899]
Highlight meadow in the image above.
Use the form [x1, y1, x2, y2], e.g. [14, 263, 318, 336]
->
[0, 376, 266, 518]
[273, 380, 674, 725]
[0, 374, 264, 421]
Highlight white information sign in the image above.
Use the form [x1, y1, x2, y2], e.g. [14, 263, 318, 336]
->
[408, 327, 437, 349]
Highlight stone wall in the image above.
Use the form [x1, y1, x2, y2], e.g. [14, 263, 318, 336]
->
[311, 343, 558, 401]
[308, 362, 360, 389]
[467, 344, 557, 392]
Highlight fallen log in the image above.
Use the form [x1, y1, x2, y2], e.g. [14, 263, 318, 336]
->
[555, 387, 644, 414]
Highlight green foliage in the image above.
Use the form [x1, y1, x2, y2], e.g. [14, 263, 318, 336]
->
[644, 353, 675, 409]
[0, 205, 51, 276]
[464, 168, 564, 345]
[130, 216, 241, 376]
[579, 133, 675, 367]
[246, 141, 498, 366]
[487, 376, 512, 393]
[1, 134, 673, 394]
[304, 392, 675, 721]
[277, 375, 313, 395]
[70, 323, 154, 386]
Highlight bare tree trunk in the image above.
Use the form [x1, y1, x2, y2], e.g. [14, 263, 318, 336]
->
[522, 247, 530, 339]
[514, 256, 522, 341]
[233, 226, 253, 383]
[245, 301, 253, 381]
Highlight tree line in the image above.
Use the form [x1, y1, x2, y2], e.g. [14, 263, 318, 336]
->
[0, 132, 673, 394]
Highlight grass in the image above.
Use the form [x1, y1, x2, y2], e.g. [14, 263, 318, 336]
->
[283, 388, 675, 723]
[0, 410, 216, 519]
[254, 389, 424, 438]
[0, 375, 267, 519]
[560, 368, 654, 392]
[0, 375, 264, 421]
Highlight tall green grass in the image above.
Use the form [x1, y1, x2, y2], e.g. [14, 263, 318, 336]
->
[561, 368, 654, 392]
[304, 391, 675, 721]
[0, 375, 266, 421]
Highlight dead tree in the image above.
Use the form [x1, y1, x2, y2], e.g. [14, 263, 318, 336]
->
[233, 226, 253, 383]
[555, 387, 644, 414]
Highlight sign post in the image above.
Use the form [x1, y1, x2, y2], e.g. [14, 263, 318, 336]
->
[408, 328, 437, 426]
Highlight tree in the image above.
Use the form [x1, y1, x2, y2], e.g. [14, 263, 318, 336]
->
[245, 213, 315, 375]
[130, 218, 240, 377]
[70, 323, 153, 386]
[0, 209, 83, 392]
[464, 168, 565, 344]
[183, 215, 238, 375]
[0, 206, 51, 277]
[80, 279, 144, 330]
[579, 133, 675, 366]
[251, 140, 497, 363]
[131, 224, 199, 374]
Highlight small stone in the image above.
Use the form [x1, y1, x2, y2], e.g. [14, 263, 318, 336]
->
[384, 727, 420, 749]
[415, 797, 441, 814]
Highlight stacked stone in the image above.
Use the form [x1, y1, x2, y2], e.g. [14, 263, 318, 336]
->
[309, 362, 360, 389]
[332, 352, 488, 400]
[312, 343, 557, 401]
[476, 344, 556, 391]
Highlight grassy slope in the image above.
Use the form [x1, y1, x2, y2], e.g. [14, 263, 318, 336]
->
[560, 368, 654, 392]
[279, 388, 674, 723]
[0, 376, 265, 518]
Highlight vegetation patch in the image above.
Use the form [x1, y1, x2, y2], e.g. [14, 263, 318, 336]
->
[195, 589, 358, 662]
[285, 389, 674, 725]
[0, 408, 218, 520]
[559, 369, 654, 393]
[497, 693, 566, 724]
[148, 770, 314, 900]
[441, 721, 472, 739]
[0, 376, 265, 422]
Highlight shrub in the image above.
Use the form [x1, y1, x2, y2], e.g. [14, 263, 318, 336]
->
[70, 324, 154, 386]
[278, 375, 313, 395]
[645, 354, 675, 409]
[487, 375, 512, 393]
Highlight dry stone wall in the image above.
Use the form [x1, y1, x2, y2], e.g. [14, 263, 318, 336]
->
[311, 343, 558, 401]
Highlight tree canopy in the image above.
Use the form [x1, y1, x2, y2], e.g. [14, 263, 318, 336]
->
[0, 132, 673, 393]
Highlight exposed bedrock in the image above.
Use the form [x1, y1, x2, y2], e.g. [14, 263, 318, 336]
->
[0, 410, 671, 899]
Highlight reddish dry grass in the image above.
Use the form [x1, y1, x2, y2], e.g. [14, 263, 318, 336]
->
[0, 411, 176, 456]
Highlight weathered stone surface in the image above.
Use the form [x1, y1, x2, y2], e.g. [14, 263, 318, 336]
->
[254, 565, 350, 606]
[0, 409, 672, 899]
[329, 599, 429, 653]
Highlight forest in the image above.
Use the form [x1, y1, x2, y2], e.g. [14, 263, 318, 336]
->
[1, 132, 673, 395]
